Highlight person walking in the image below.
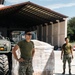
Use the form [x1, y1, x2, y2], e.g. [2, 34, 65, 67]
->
[61, 37, 73, 75]
[12, 31, 35, 75]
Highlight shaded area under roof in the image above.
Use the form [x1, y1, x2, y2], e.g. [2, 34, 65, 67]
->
[0, 1, 68, 31]
[0, 0, 4, 4]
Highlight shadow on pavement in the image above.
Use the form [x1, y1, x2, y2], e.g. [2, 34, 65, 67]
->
[72, 65, 75, 66]
[54, 73, 75, 75]
[41, 51, 54, 75]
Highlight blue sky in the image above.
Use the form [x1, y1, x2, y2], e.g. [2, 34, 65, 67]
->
[5, 0, 75, 19]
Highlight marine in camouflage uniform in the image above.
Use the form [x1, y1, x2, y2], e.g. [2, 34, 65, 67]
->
[19, 58, 33, 75]
[12, 31, 35, 75]
[61, 37, 73, 75]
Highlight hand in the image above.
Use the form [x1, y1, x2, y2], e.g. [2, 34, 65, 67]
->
[72, 55, 74, 59]
[61, 56, 62, 60]
[17, 58, 24, 62]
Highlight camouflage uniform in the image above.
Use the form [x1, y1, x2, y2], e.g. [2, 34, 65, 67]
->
[62, 43, 72, 74]
[63, 54, 72, 70]
[19, 58, 33, 75]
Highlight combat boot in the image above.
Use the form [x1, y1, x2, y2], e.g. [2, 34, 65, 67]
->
[62, 69, 65, 75]
[69, 69, 72, 75]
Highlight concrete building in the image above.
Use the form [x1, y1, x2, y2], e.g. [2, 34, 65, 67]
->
[0, 1, 68, 47]
[37, 19, 67, 47]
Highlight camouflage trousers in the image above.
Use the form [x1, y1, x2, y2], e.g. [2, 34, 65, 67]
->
[19, 58, 33, 75]
[63, 54, 72, 70]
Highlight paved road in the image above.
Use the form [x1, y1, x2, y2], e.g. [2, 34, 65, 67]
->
[54, 51, 75, 75]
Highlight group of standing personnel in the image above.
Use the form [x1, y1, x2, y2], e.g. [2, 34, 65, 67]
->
[12, 30, 74, 75]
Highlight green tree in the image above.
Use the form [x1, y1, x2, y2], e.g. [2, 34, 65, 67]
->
[67, 17, 75, 41]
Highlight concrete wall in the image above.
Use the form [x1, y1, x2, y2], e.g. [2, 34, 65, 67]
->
[52, 23, 58, 46]
[37, 19, 67, 47]
[59, 20, 67, 46]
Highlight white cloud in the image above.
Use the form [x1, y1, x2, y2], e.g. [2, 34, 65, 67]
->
[6, 0, 28, 4]
[36, 0, 52, 1]
[45, 3, 75, 9]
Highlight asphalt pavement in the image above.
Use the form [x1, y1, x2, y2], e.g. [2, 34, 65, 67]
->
[54, 51, 75, 75]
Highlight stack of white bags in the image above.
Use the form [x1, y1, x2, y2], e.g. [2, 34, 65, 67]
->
[12, 40, 54, 75]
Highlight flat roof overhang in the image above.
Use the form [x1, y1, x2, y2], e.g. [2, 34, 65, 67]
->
[0, 1, 68, 31]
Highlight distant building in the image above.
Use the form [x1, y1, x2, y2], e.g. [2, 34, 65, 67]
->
[0, 1, 68, 47]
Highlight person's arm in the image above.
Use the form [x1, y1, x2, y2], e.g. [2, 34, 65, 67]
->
[61, 49, 64, 59]
[31, 41, 35, 58]
[12, 45, 19, 61]
[12, 45, 24, 62]
[32, 48, 35, 57]
[61, 45, 64, 60]
[70, 45, 74, 59]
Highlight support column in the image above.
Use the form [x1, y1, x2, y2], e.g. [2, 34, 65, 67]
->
[37, 25, 42, 41]
[50, 22, 53, 45]
[63, 18, 67, 37]
[45, 23, 48, 43]
[43, 25, 46, 42]
[41, 25, 43, 41]
[56, 20, 60, 47]
[37, 26, 39, 40]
